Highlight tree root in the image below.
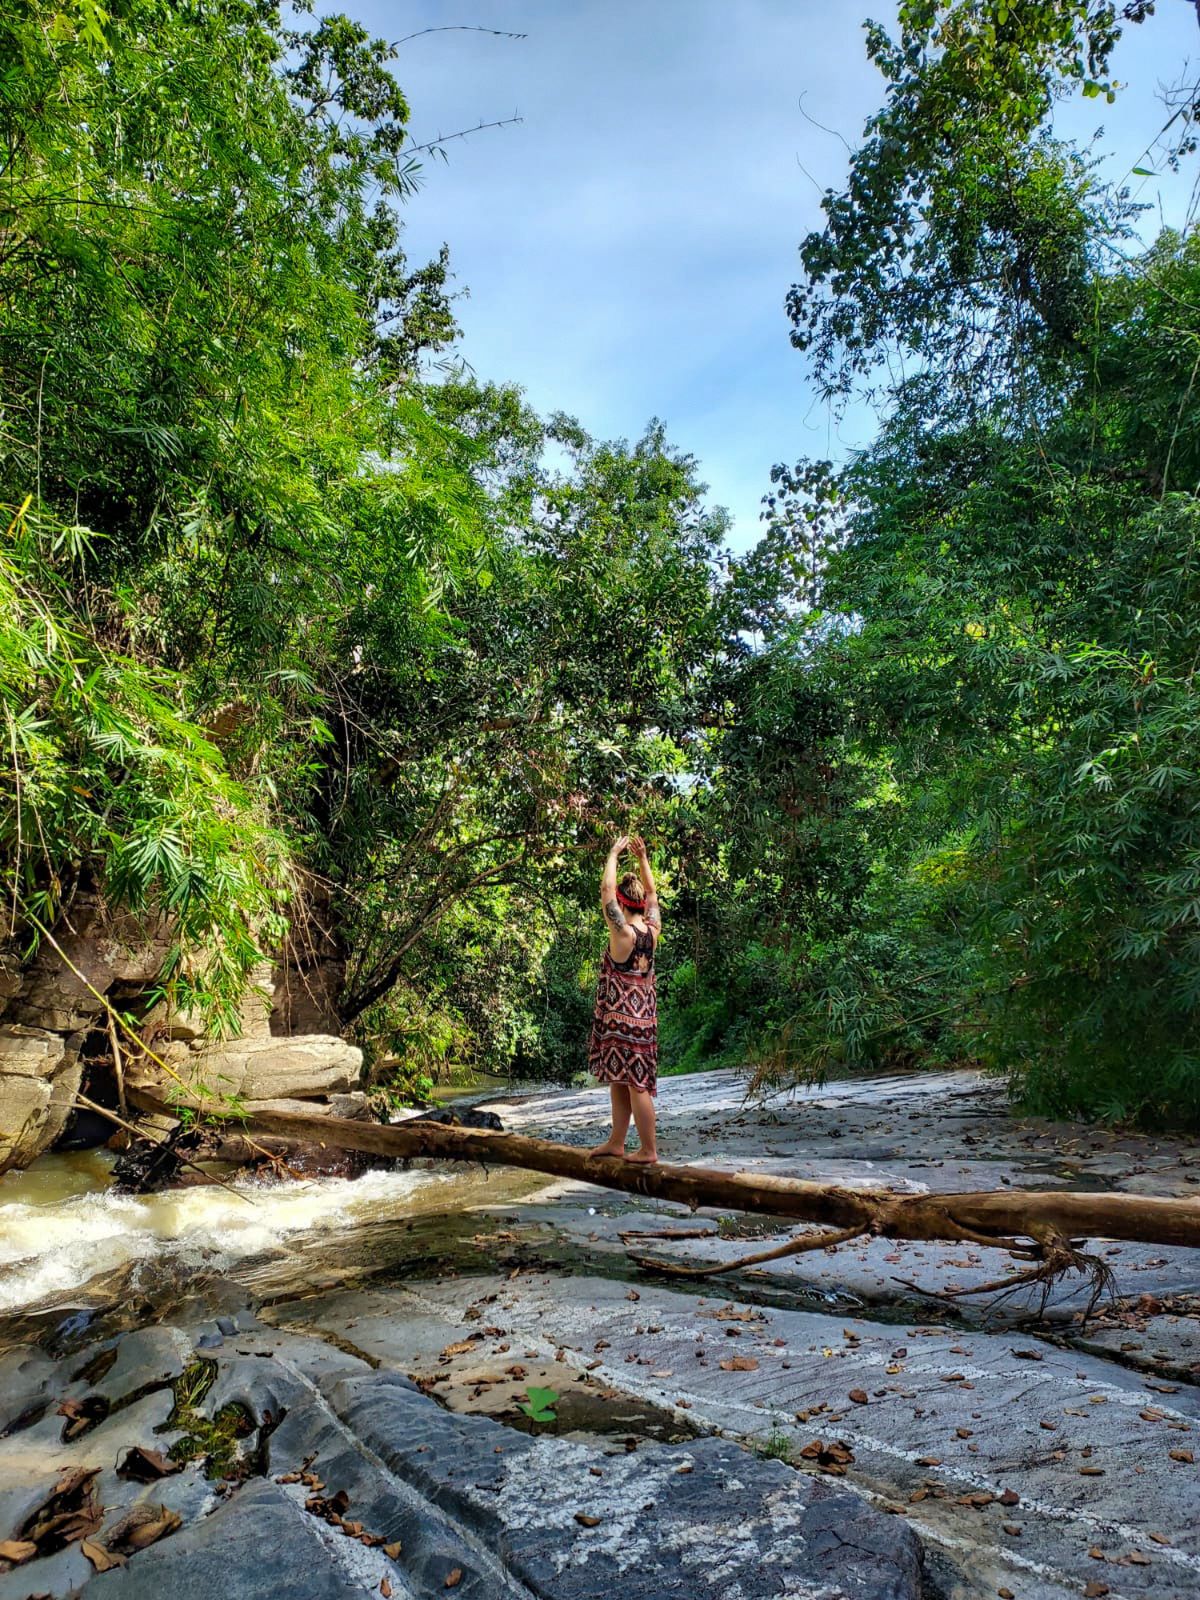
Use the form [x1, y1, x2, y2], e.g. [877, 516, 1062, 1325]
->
[891, 1229, 1118, 1323]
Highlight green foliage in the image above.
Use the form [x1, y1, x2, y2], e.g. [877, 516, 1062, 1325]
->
[664, 2, 1200, 1131]
[789, 0, 1155, 398]
[517, 1386, 558, 1423]
[0, 500, 289, 1025]
[743, 226, 1200, 1126]
[0, 0, 737, 1075]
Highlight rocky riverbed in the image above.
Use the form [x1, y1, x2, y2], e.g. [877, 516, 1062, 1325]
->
[0, 1067, 1197, 1599]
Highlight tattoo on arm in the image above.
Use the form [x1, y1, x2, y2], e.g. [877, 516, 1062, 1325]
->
[646, 897, 661, 930]
[604, 899, 628, 932]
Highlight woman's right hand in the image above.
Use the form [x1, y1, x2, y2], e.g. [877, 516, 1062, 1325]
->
[629, 833, 648, 860]
[610, 834, 631, 856]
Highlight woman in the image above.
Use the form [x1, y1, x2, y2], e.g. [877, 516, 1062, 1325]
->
[587, 833, 661, 1163]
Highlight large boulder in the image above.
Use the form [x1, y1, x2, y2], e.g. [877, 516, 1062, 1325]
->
[144, 1034, 362, 1104]
[0, 1025, 82, 1173]
[150, 960, 277, 1043]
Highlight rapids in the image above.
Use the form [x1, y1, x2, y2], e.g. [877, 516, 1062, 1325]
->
[0, 1152, 455, 1313]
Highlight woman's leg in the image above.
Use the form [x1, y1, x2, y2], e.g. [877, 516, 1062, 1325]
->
[589, 1085, 632, 1156]
[625, 1088, 657, 1163]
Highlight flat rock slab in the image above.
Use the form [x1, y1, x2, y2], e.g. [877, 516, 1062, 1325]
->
[93, 1478, 396, 1600]
[329, 1369, 923, 1600]
[0, 1314, 922, 1600]
[275, 1275, 1200, 1600]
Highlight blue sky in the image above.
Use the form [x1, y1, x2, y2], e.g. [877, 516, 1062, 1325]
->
[352, 1, 1198, 551]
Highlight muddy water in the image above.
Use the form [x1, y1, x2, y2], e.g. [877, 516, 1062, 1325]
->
[0, 1145, 546, 1317]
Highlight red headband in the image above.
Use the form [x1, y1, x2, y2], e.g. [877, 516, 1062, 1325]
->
[616, 885, 645, 913]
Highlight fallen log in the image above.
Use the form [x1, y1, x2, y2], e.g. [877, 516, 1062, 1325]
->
[129, 1087, 1200, 1261]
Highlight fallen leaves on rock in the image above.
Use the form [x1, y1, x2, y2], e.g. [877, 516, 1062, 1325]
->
[18, 1467, 102, 1557]
[707, 1306, 763, 1324]
[574, 1513, 602, 1527]
[439, 1339, 480, 1361]
[719, 1356, 759, 1372]
[55, 1395, 110, 1442]
[0, 1540, 37, 1567]
[798, 1439, 854, 1476]
[117, 1446, 183, 1482]
[1084, 1582, 1110, 1597]
[1169, 1448, 1194, 1463]
[957, 1491, 995, 1511]
[105, 1504, 182, 1555]
[848, 1389, 869, 1405]
[445, 1568, 463, 1588]
[81, 1537, 125, 1572]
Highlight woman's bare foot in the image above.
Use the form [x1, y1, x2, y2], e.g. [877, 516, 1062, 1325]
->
[588, 1141, 626, 1159]
[624, 1148, 658, 1164]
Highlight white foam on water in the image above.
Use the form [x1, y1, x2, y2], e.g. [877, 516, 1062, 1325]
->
[0, 1163, 446, 1313]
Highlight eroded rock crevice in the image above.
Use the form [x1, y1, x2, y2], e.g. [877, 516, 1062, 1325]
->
[0, 897, 361, 1175]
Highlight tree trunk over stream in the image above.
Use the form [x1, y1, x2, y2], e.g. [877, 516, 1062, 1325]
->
[128, 1088, 1200, 1254]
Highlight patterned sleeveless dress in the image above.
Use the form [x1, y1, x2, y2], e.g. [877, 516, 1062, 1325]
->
[588, 925, 658, 1095]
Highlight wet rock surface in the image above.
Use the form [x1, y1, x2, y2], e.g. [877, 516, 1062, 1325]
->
[0, 1309, 922, 1600]
[2, 1065, 1198, 1597]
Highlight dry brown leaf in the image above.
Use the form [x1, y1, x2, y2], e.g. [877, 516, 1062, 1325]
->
[1083, 1583, 1110, 1598]
[126, 1508, 182, 1552]
[574, 1513, 602, 1527]
[440, 1340, 479, 1359]
[719, 1357, 759, 1372]
[1079, 1466, 1105, 1477]
[384, 1541, 403, 1559]
[1127, 1552, 1151, 1566]
[1149, 1532, 1172, 1546]
[999, 1489, 1019, 1507]
[381, 1581, 392, 1598]
[117, 1446, 182, 1482]
[848, 1389, 869, 1405]
[445, 1569, 463, 1588]
[81, 1539, 125, 1572]
[0, 1540, 37, 1565]
[1169, 1449, 1194, 1463]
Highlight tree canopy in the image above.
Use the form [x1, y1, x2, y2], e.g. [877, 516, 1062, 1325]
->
[5, 0, 1200, 1127]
